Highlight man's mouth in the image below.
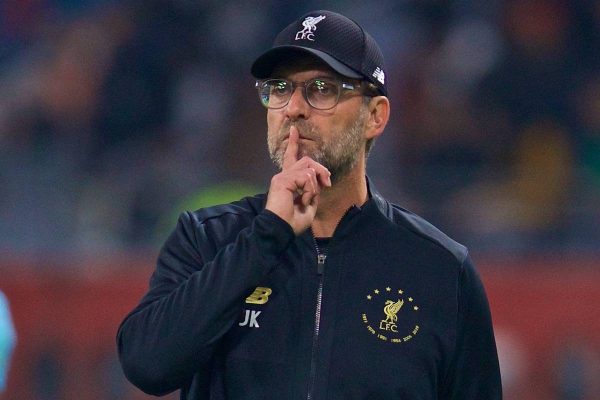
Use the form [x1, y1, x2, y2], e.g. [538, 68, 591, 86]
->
[280, 123, 317, 143]
[282, 134, 314, 142]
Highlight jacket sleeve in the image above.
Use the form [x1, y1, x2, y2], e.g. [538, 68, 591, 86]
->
[442, 256, 503, 399]
[116, 209, 295, 396]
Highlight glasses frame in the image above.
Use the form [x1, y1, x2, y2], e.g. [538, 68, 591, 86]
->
[255, 77, 369, 110]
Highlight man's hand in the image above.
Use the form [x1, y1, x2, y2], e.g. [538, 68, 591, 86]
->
[266, 126, 331, 235]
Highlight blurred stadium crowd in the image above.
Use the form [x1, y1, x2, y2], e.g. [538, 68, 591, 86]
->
[1, 2, 600, 399]
[0, 0, 599, 255]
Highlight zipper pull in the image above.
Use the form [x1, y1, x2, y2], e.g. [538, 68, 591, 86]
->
[317, 254, 327, 275]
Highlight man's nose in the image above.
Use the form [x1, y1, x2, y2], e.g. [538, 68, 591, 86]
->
[285, 86, 310, 119]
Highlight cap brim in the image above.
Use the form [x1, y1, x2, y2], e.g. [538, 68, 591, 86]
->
[251, 45, 362, 80]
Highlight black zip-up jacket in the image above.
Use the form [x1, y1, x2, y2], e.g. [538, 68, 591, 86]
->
[117, 182, 502, 399]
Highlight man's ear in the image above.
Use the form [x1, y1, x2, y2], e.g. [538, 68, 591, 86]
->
[365, 96, 390, 140]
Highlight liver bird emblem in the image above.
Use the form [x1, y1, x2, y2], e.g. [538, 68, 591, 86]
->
[302, 15, 326, 32]
[295, 15, 327, 40]
[383, 299, 404, 324]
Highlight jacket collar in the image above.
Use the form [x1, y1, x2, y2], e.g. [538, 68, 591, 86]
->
[259, 175, 393, 220]
[366, 176, 394, 220]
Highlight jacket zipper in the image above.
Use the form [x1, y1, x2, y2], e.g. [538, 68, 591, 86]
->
[306, 206, 355, 400]
[307, 251, 326, 400]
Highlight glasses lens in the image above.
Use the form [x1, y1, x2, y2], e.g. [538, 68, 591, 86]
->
[257, 79, 345, 109]
[258, 80, 290, 109]
[306, 79, 340, 110]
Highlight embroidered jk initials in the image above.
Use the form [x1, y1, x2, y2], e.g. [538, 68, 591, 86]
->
[239, 310, 261, 328]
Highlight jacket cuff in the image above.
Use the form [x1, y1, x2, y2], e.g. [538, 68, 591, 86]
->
[252, 209, 296, 258]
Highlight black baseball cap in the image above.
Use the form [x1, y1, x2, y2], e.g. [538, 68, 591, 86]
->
[251, 10, 387, 96]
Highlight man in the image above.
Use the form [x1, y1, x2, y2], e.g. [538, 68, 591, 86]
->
[0, 290, 16, 393]
[117, 10, 502, 399]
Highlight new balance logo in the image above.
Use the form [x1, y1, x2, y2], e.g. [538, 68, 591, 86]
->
[239, 309, 261, 328]
[246, 287, 272, 304]
[372, 67, 385, 85]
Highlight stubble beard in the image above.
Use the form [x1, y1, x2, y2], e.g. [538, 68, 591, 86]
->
[268, 107, 368, 184]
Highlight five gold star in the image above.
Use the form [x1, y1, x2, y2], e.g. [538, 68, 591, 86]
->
[367, 288, 419, 311]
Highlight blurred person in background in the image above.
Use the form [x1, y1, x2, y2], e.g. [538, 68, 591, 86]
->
[554, 335, 600, 400]
[438, 0, 584, 251]
[117, 10, 501, 399]
[0, 290, 16, 394]
[569, 73, 600, 248]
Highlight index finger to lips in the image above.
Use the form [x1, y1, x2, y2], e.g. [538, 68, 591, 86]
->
[282, 126, 299, 170]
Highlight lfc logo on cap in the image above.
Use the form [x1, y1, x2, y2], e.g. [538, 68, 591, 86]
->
[295, 15, 326, 41]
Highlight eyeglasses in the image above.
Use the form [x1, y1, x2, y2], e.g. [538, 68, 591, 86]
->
[256, 77, 367, 110]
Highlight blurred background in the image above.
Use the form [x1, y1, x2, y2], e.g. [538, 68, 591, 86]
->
[0, 0, 599, 398]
